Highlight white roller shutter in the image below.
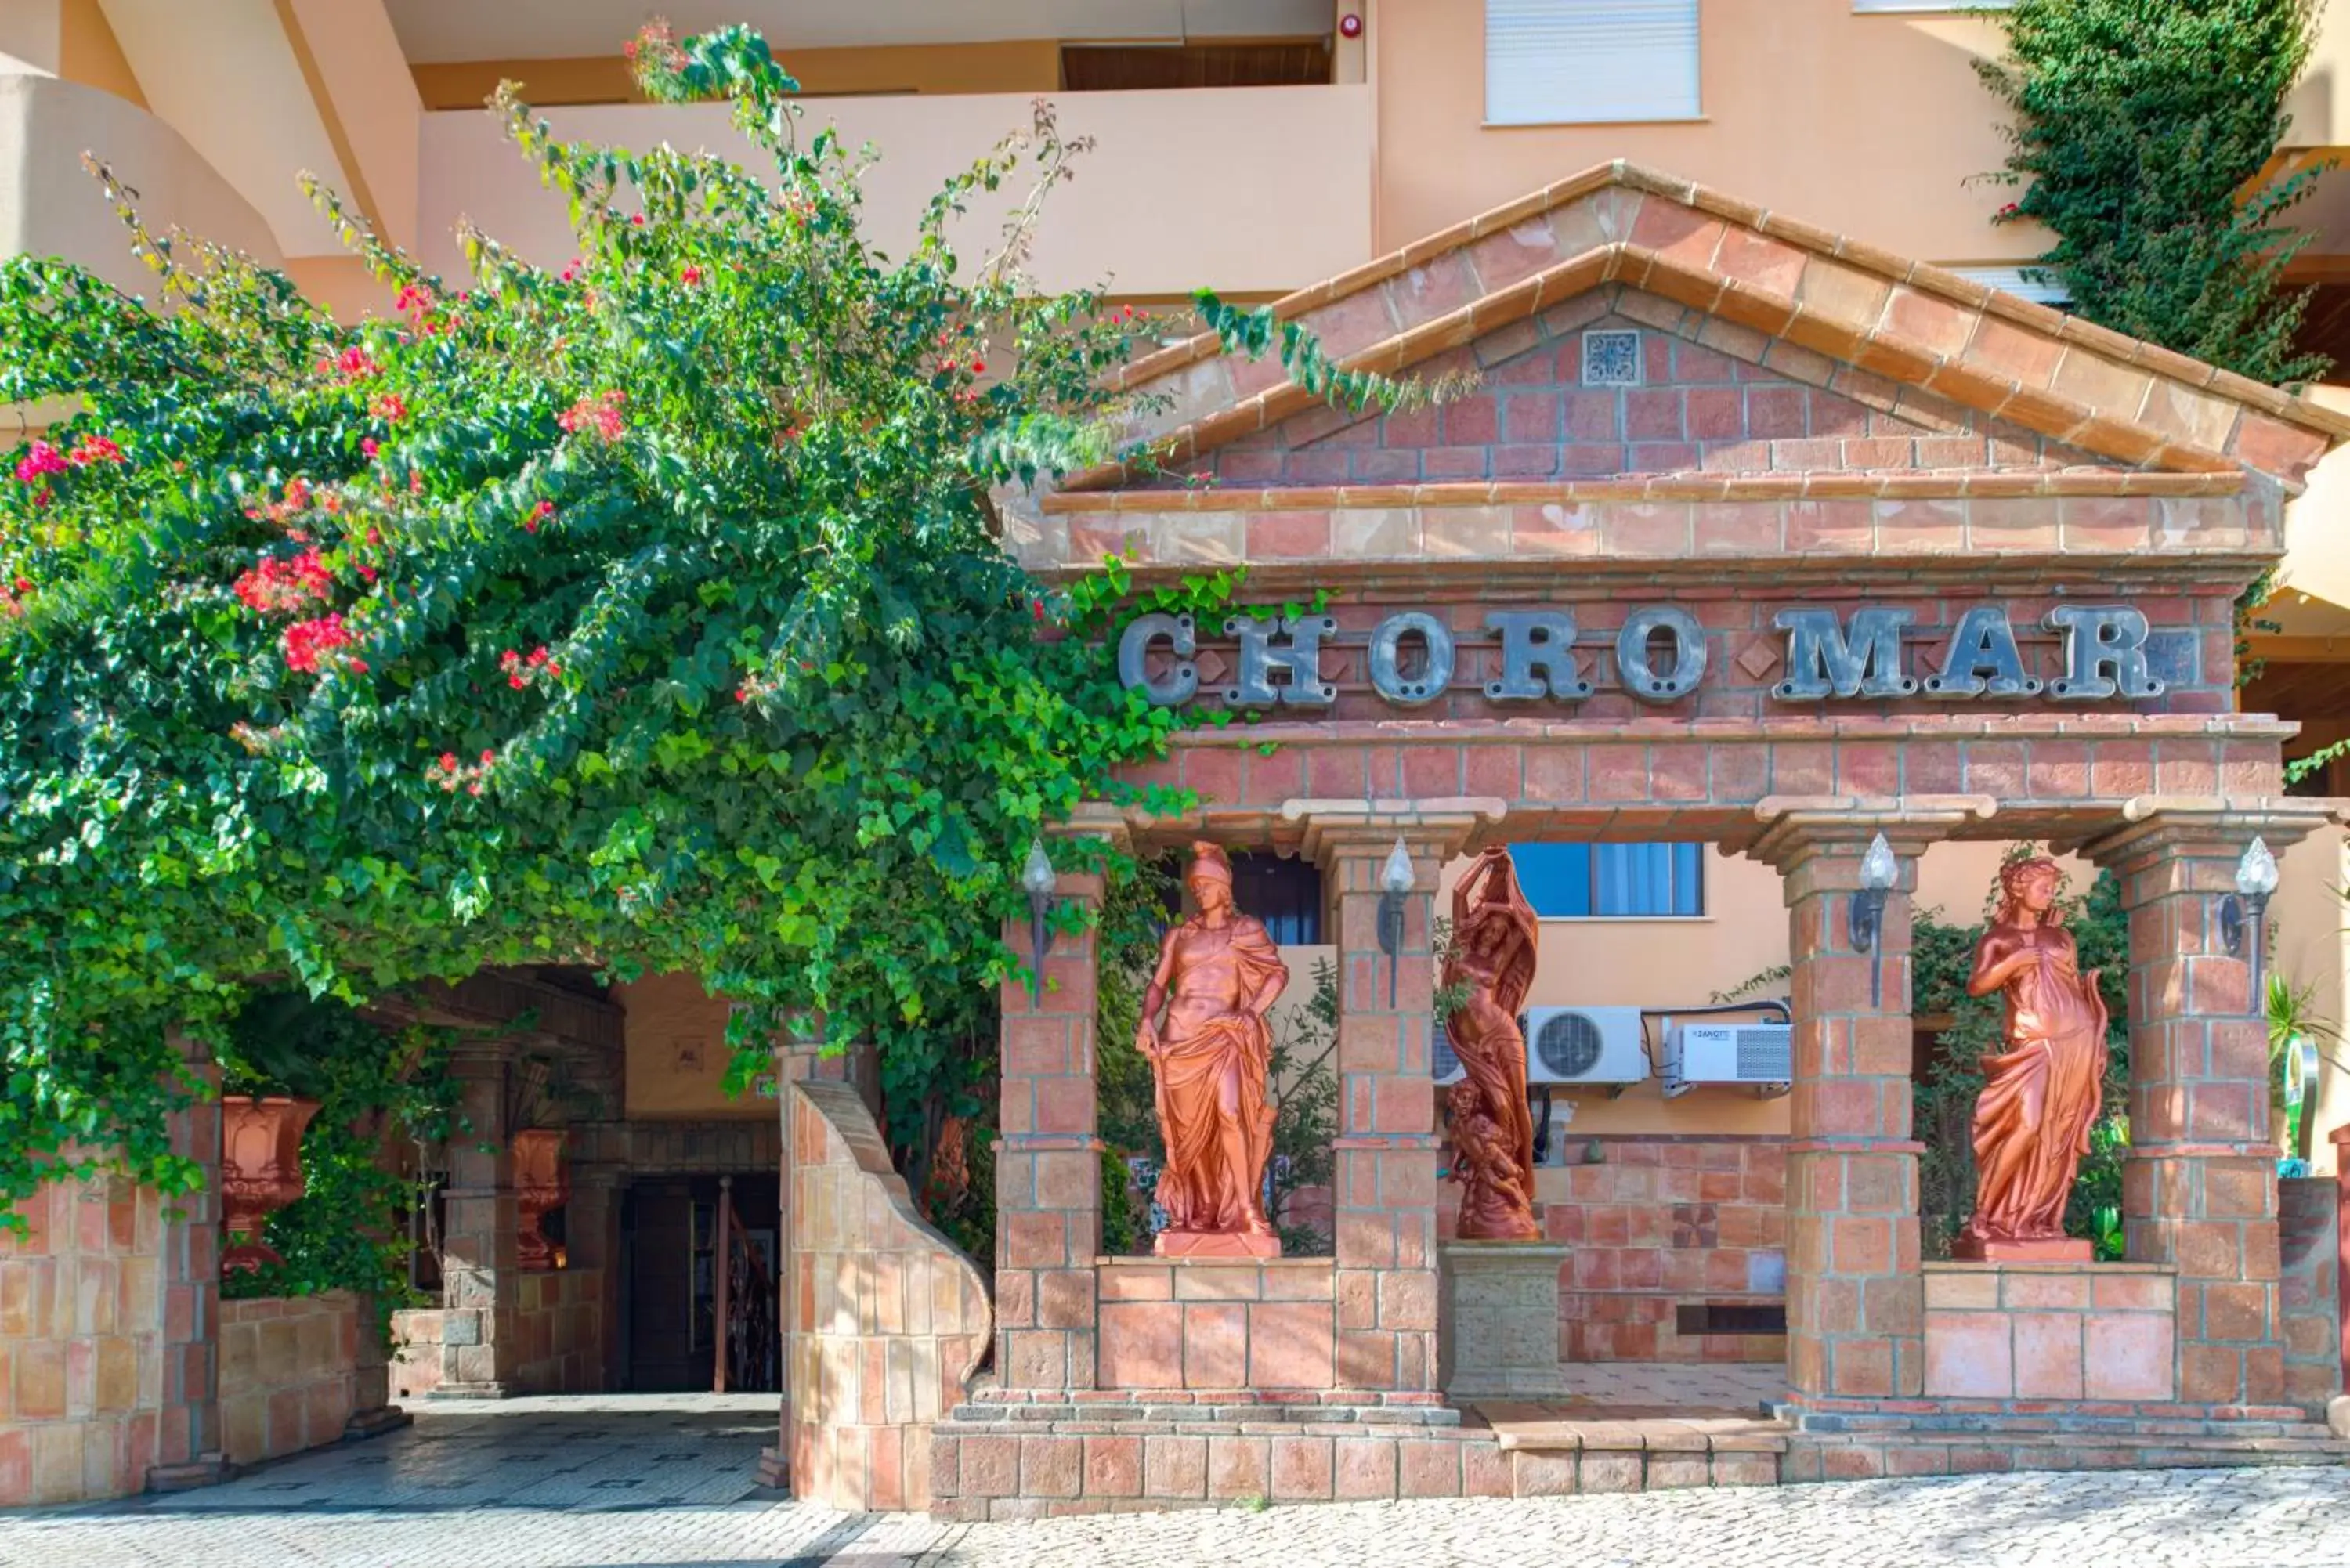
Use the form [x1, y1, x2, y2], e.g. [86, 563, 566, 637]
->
[1485, 1, 1701, 127]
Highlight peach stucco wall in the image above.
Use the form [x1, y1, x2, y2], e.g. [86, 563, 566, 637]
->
[416, 85, 1373, 298]
[0, 73, 284, 297]
[1369, 0, 2037, 266]
[616, 972, 771, 1120]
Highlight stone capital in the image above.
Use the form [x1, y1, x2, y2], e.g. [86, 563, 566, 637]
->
[1279, 796, 1506, 870]
[1734, 794, 1996, 874]
[2066, 796, 2340, 871]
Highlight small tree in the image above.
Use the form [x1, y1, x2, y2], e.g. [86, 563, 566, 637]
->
[1978, 0, 2331, 388]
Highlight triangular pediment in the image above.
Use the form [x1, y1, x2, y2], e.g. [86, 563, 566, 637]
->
[1062, 162, 2345, 498]
[1148, 296, 2111, 492]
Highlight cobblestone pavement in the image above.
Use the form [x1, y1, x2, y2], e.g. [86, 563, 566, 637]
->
[905, 1467, 2350, 1567]
[2, 1395, 2344, 1568]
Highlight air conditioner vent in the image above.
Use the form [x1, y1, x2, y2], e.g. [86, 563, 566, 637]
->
[1531, 1010, 1604, 1078]
[1734, 1026, 1792, 1081]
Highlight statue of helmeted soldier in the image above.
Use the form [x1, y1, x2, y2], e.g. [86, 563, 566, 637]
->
[1135, 842, 1290, 1257]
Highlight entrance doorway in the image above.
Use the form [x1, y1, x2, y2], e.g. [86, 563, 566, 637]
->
[621, 1173, 780, 1393]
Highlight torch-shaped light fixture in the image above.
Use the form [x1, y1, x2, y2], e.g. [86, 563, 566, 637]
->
[2220, 836, 2278, 991]
[1376, 836, 1415, 1008]
[1021, 837, 1058, 1003]
[1851, 832, 1899, 1007]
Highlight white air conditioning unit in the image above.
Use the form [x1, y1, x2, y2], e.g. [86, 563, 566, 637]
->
[1521, 1006, 1648, 1086]
[1434, 1020, 1469, 1085]
[1664, 1021, 1793, 1098]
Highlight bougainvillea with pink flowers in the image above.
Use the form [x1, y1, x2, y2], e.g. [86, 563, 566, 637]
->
[0, 25, 1431, 1205]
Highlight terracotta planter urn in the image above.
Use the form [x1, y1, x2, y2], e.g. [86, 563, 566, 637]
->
[512, 1129, 569, 1270]
[220, 1095, 323, 1272]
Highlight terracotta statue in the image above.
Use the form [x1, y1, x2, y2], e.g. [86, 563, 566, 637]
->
[1443, 845, 1542, 1241]
[1136, 842, 1289, 1257]
[1443, 1081, 1535, 1239]
[1954, 855, 2107, 1262]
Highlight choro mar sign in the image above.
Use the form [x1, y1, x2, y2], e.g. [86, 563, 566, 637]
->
[1115, 604, 2165, 708]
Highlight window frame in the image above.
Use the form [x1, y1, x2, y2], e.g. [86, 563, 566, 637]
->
[1484, 0, 1705, 129]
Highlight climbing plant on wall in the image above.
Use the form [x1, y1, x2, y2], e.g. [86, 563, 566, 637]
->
[0, 23, 1436, 1219]
[1978, 0, 2330, 388]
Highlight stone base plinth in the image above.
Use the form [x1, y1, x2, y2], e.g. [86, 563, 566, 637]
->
[1950, 1236, 2093, 1263]
[1441, 1241, 1571, 1400]
[1922, 1260, 2175, 1402]
[1155, 1229, 1281, 1259]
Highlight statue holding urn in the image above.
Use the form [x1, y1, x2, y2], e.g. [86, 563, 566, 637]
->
[1134, 842, 1289, 1257]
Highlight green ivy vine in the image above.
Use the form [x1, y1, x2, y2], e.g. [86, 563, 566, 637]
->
[0, 23, 1435, 1219]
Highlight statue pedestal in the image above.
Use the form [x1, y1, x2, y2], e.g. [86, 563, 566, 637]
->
[1440, 1241, 1570, 1400]
[1155, 1229, 1280, 1259]
[1950, 1236, 2092, 1263]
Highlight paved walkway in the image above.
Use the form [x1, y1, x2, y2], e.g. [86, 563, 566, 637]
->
[2, 1395, 2345, 1568]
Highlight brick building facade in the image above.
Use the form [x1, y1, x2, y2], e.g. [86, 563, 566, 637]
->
[920, 163, 2350, 1517]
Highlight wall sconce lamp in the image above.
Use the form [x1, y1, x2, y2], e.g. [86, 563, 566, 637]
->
[1851, 832, 1899, 1008]
[1021, 837, 1060, 1003]
[1376, 836, 1415, 1008]
[2219, 836, 2278, 992]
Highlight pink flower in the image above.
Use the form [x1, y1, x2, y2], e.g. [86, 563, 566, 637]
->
[440, 753, 458, 772]
[282, 612, 354, 674]
[360, 437, 380, 458]
[524, 499, 555, 533]
[233, 549, 334, 616]
[395, 283, 435, 316]
[630, 213, 646, 227]
[557, 390, 627, 443]
[13, 442, 68, 483]
[371, 392, 408, 423]
[338, 346, 379, 379]
[681, 266, 703, 286]
[67, 435, 123, 466]
[479, 749, 494, 765]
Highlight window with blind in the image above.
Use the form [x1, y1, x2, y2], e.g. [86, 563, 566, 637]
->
[1486, 0, 1701, 126]
[1508, 843, 1705, 918]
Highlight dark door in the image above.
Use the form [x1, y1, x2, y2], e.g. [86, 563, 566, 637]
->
[624, 1179, 697, 1391]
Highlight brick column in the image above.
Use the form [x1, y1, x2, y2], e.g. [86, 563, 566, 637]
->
[435, 1043, 519, 1396]
[993, 825, 1116, 1391]
[1747, 804, 1968, 1407]
[1298, 802, 1494, 1394]
[2085, 804, 2331, 1408]
[147, 1033, 230, 1491]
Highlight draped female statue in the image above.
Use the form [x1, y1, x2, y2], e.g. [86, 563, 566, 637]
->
[1135, 842, 1289, 1257]
[1442, 845, 1543, 1241]
[1954, 855, 2108, 1261]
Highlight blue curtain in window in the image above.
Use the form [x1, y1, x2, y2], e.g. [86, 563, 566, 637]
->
[1508, 843, 1702, 917]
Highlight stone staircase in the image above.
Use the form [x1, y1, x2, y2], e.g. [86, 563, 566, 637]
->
[1478, 1404, 1791, 1494]
[1783, 1411, 2350, 1481]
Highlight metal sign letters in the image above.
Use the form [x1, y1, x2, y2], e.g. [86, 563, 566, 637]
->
[1115, 604, 2163, 708]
